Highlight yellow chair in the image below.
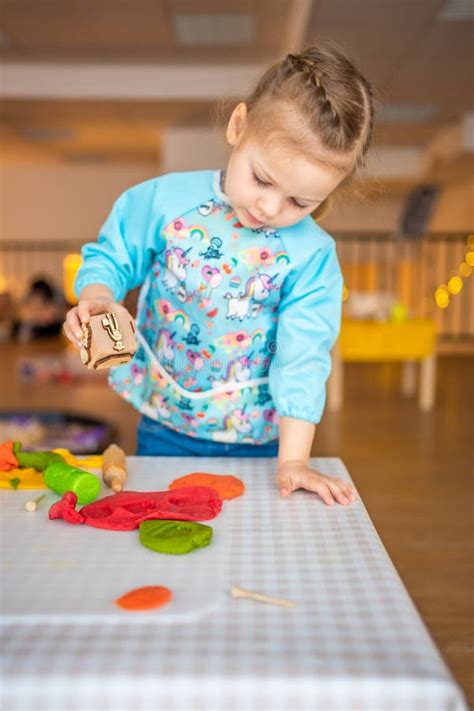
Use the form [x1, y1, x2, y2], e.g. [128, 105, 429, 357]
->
[328, 318, 437, 412]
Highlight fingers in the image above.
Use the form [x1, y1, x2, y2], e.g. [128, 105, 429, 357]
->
[63, 299, 132, 351]
[64, 300, 101, 345]
[64, 307, 83, 346]
[62, 317, 82, 349]
[76, 299, 115, 327]
[303, 477, 336, 506]
[77, 300, 92, 325]
[278, 471, 336, 506]
[277, 472, 295, 497]
[322, 476, 357, 506]
[278, 468, 358, 507]
[77, 299, 111, 322]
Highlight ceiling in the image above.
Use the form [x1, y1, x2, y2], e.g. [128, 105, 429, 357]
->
[0, 0, 294, 63]
[308, 0, 474, 144]
[0, 0, 473, 165]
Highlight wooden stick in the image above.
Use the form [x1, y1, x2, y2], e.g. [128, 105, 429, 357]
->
[230, 586, 296, 608]
[102, 444, 127, 493]
[25, 494, 47, 512]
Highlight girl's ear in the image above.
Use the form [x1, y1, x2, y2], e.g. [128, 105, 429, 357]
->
[226, 102, 248, 146]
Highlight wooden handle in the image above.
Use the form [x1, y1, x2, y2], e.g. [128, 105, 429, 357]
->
[230, 586, 296, 608]
[102, 444, 127, 493]
[25, 494, 47, 512]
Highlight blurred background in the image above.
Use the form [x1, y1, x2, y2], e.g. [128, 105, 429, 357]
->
[0, 0, 473, 700]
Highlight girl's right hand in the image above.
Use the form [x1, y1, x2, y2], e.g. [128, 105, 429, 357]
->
[63, 298, 131, 349]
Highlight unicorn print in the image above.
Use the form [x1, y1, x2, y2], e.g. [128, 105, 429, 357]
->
[141, 393, 171, 421]
[210, 354, 252, 387]
[153, 394, 172, 419]
[212, 406, 253, 443]
[156, 329, 176, 364]
[163, 246, 192, 294]
[224, 273, 278, 321]
[253, 273, 278, 300]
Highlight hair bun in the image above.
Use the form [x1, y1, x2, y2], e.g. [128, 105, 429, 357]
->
[287, 53, 321, 87]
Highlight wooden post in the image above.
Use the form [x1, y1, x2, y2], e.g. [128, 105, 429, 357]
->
[419, 354, 436, 411]
[401, 360, 417, 397]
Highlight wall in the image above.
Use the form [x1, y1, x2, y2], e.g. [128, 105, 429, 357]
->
[428, 175, 474, 232]
[321, 195, 403, 233]
[1, 159, 471, 243]
[0, 162, 158, 242]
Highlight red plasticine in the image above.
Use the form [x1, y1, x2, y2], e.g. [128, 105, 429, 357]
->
[49, 486, 222, 530]
[49, 491, 84, 523]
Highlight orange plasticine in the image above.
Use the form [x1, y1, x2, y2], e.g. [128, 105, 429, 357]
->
[169, 472, 245, 500]
[115, 586, 172, 611]
[0, 441, 19, 472]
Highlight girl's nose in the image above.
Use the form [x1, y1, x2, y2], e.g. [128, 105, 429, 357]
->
[257, 194, 281, 219]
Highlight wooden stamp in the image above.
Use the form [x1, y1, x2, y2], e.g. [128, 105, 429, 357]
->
[80, 312, 137, 370]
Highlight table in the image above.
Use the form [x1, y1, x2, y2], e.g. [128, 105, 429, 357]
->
[1, 457, 466, 711]
[328, 318, 438, 412]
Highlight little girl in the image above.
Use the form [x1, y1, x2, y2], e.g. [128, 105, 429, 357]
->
[64, 46, 374, 507]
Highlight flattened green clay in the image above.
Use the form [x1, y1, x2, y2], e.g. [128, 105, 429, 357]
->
[139, 519, 213, 555]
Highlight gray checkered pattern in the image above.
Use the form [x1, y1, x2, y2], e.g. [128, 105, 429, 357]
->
[0, 457, 467, 710]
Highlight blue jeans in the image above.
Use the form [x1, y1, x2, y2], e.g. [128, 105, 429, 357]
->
[136, 415, 279, 457]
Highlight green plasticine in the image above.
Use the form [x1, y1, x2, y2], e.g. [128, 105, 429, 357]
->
[9, 477, 20, 490]
[44, 461, 100, 505]
[14, 444, 64, 471]
[139, 519, 213, 555]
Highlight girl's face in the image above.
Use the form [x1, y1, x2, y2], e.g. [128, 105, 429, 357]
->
[224, 103, 346, 230]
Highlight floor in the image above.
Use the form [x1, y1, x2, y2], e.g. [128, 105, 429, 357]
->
[1, 338, 473, 705]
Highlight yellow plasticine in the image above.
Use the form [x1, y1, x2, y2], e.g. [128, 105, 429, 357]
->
[0, 449, 103, 489]
[0, 468, 47, 489]
[52, 449, 103, 469]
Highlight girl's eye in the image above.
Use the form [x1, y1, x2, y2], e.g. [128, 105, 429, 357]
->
[252, 171, 270, 187]
[290, 198, 307, 209]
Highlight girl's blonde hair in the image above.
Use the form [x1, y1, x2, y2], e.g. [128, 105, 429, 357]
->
[240, 45, 375, 219]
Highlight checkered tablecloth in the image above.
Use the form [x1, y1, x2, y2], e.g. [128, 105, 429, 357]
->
[0, 457, 467, 710]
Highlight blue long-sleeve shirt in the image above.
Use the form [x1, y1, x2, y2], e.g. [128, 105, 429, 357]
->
[75, 169, 343, 444]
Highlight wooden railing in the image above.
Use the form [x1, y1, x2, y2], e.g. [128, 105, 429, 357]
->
[334, 232, 473, 339]
[0, 239, 84, 300]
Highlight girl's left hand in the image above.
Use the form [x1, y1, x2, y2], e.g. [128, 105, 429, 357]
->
[277, 460, 357, 506]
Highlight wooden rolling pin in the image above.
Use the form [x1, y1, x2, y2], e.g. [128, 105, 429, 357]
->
[102, 444, 127, 493]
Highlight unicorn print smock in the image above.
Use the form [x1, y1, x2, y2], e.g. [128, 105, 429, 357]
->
[75, 170, 343, 444]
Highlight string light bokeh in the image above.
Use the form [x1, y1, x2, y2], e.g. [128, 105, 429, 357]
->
[434, 234, 474, 309]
